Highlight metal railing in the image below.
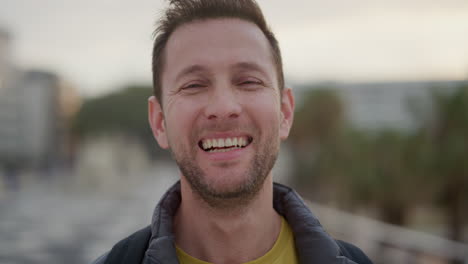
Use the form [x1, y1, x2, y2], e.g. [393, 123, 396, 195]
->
[306, 201, 468, 264]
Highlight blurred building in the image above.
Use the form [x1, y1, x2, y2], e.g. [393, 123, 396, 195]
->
[1, 71, 57, 167]
[303, 81, 465, 131]
[0, 28, 80, 170]
[0, 28, 12, 76]
[339, 81, 464, 131]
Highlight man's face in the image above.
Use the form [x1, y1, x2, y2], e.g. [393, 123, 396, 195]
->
[149, 18, 294, 207]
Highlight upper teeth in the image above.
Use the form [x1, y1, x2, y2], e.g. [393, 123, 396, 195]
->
[202, 137, 248, 150]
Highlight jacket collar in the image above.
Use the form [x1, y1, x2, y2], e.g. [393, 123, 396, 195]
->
[144, 181, 357, 264]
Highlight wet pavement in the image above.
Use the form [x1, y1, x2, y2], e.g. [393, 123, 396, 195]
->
[0, 163, 178, 264]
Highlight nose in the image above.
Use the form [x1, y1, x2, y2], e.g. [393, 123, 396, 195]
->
[203, 86, 241, 120]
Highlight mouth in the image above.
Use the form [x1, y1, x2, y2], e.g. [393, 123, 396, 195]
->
[198, 136, 253, 153]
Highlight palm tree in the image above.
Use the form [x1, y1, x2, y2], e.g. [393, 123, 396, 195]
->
[426, 85, 468, 243]
[290, 86, 430, 226]
[289, 87, 346, 201]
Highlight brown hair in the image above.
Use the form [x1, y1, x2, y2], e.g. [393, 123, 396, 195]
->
[152, 0, 284, 103]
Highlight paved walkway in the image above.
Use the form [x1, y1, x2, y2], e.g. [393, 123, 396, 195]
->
[0, 162, 179, 264]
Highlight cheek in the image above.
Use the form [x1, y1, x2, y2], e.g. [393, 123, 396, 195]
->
[244, 93, 281, 130]
[164, 99, 201, 145]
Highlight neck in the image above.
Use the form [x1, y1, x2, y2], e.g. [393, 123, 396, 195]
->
[174, 175, 281, 264]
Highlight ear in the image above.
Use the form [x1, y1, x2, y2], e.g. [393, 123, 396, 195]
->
[148, 96, 169, 149]
[279, 87, 295, 140]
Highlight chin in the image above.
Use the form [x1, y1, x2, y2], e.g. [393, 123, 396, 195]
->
[205, 171, 251, 192]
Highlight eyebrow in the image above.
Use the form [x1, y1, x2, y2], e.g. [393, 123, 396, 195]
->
[232, 62, 267, 75]
[175, 65, 209, 82]
[174, 61, 268, 82]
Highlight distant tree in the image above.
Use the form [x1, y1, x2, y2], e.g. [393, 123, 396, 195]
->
[355, 129, 430, 225]
[289, 88, 347, 201]
[425, 85, 468, 243]
[72, 85, 167, 159]
[291, 88, 345, 146]
[289, 86, 430, 226]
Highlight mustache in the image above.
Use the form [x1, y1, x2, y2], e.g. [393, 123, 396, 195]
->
[191, 121, 256, 139]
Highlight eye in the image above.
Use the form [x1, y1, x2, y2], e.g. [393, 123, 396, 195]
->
[180, 81, 207, 93]
[179, 81, 208, 94]
[241, 80, 261, 85]
[237, 78, 264, 90]
[182, 83, 205, 89]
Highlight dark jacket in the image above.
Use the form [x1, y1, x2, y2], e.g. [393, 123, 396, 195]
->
[93, 182, 373, 264]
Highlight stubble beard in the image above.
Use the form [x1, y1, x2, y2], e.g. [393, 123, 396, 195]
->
[171, 135, 279, 211]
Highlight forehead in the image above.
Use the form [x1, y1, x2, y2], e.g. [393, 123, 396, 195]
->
[162, 18, 275, 81]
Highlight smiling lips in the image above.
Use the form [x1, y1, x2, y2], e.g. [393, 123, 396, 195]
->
[199, 136, 253, 153]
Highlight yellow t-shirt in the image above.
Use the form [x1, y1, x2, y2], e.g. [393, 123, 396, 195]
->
[176, 217, 298, 264]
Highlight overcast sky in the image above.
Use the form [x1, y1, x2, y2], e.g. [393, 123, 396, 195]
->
[1, 0, 468, 96]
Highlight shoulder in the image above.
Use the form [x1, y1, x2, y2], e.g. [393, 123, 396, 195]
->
[90, 226, 152, 264]
[91, 252, 108, 264]
[336, 240, 373, 264]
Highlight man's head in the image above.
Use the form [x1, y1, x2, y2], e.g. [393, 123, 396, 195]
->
[151, 0, 284, 104]
[148, 0, 294, 209]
